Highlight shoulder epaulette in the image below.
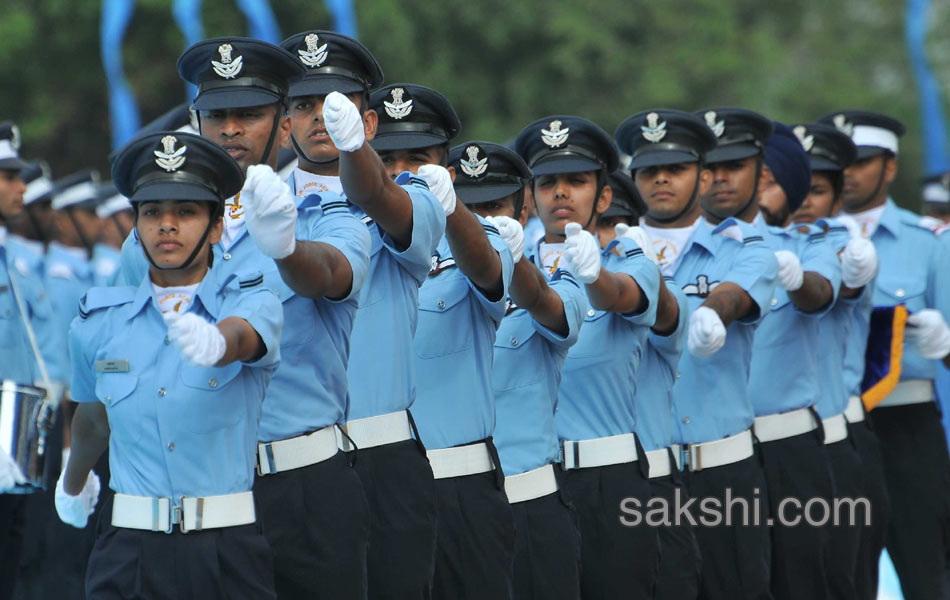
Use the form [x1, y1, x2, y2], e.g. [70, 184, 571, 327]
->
[319, 193, 350, 216]
[78, 286, 136, 319]
[395, 171, 430, 191]
[482, 222, 500, 236]
[220, 269, 265, 292]
[743, 235, 765, 244]
[550, 268, 579, 288]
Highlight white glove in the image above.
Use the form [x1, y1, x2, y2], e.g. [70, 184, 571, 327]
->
[54, 468, 100, 529]
[416, 164, 457, 216]
[486, 216, 524, 263]
[562, 222, 601, 284]
[835, 214, 862, 240]
[840, 236, 877, 289]
[322, 91, 365, 153]
[163, 311, 227, 367]
[905, 309, 950, 359]
[688, 306, 727, 358]
[774, 250, 804, 291]
[0, 447, 25, 492]
[615, 223, 658, 265]
[241, 165, 297, 259]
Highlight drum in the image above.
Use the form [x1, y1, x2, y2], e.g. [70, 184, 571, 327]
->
[0, 380, 57, 490]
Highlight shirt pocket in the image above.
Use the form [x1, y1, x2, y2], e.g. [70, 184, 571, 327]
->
[565, 309, 612, 359]
[415, 276, 472, 359]
[493, 317, 542, 391]
[357, 229, 387, 309]
[94, 372, 138, 407]
[877, 278, 927, 313]
[178, 362, 244, 433]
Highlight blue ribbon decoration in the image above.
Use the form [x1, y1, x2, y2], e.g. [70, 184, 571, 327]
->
[172, 0, 205, 102]
[905, 0, 950, 177]
[324, 0, 358, 37]
[235, 0, 282, 43]
[101, 0, 141, 150]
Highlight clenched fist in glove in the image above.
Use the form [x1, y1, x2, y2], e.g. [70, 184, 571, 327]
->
[0, 447, 25, 492]
[241, 165, 298, 259]
[163, 311, 227, 367]
[563, 222, 601, 284]
[486, 216, 525, 263]
[322, 91, 365, 153]
[905, 309, 950, 360]
[774, 250, 804, 291]
[688, 306, 727, 358]
[615, 223, 658, 265]
[55, 468, 100, 529]
[416, 164, 456, 216]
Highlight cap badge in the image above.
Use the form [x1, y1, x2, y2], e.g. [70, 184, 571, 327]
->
[298, 33, 328, 68]
[460, 145, 488, 178]
[154, 136, 187, 172]
[704, 111, 725, 138]
[212, 43, 243, 79]
[10, 125, 21, 151]
[384, 87, 413, 120]
[541, 120, 569, 148]
[832, 114, 854, 136]
[793, 126, 814, 152]
[641, 113, 668, 143]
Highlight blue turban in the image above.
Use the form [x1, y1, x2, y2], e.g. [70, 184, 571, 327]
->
[763, 121, 812, 213]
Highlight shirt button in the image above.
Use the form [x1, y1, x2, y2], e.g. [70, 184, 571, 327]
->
[223, 253, 232, 260]
[675, 372, 681, 379]
[158, 387, 166, 397]
[437, 300, 446, 309]
[105, 395, 112, 402]
[209, 378, 217, 388]
[510, 337, 518, 346]
[164, 336, 170, 345]
[770, 298, 778, 306]
[896, 288, 905, 298]
[587, 309, 595, 317]
[167, 442, 175, 451]
[682, 417, 691, 424]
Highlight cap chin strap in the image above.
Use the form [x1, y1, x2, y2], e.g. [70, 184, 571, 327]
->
[290, 133, 339, 169]
[24, 205, 47, 243]
[647, 171, 702, 225]
[137, 216, 215, 272]
[582, 170, 609, 229]
[731, 155, 764, 220]
[66, 208, 94, 254]
[850, 157, 889, 212]
[257, 106, 283, 168]
[111, 213, 130, 240]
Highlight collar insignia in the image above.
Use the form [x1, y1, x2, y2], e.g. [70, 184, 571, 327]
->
[384, 87, 413, 120]
[832, 114, 854, 136]
[541, 120, 569, 148]
[793, 125, 814, 151]
[429, 252, 456, 276]
[298, 33, 329, 68]
[154, 136, 187, 172]
[641, 112, 668, 143]
[212, 43, 243, 79]
[682, 274, 721, 298]
[705, 111, 725, 138]
[460, 145, 488, 178]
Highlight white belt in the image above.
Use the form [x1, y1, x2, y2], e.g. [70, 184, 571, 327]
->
[844, 396, 865, 423]
[505, 464, 558, 504]
[822, 414, 849, 445]
[682, 429, 754, 472]
[340, 411, 413, 451]
[111, 491, 255, 533]
[646, 448, 673, 479]
[877, 379, 934, 408]
[560, 433, 638, 471]
[427, 442, 495, 479]
[256, 425, 339, 476]
[754, 407, 818, 443]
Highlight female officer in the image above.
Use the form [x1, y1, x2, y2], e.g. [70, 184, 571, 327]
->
[54, 131, 282, 599]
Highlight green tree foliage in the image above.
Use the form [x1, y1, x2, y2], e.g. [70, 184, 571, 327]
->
[0, 0, 946, 210]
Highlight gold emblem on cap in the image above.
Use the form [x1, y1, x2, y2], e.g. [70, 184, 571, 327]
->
[298, 33, 328, 68]
[641, 112, 667, 143]
[793, 126, 814, 152]
[832, 114, 854, 136]
[460, 145, 488, 178]
[384, 88, 413, 120]
[154, 136, 187, 172]
[212, 43, 243, 79]
[704, 111, 725, 138]
[541, 120, 570, 148]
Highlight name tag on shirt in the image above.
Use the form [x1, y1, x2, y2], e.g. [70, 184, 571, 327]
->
[95, 360, 130, 373]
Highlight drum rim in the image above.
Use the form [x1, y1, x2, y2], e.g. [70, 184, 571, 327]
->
[0, 380, 46, 396]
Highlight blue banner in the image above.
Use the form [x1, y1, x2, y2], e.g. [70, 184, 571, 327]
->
[101, 0, 141, 150]
[905, 0, 950, 176]
[325, 0, 358, 37]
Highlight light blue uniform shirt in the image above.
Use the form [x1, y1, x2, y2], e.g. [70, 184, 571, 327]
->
[864, 199, 950, 383]
[68, 268, 282, 498]
[5, 236, 69, 383]
[671, 218, 778, 444]
[118, 193, 371, 442]
[411, 216, 515, 450]
[555, 237, 661, 442]
[336, 172, 446, 421]
[749, 220, 841, 415]
[45, 242, 92, 370]
[91, 243, 121, 287]
[634, 278, 689, 452]
[492, 268, 586, 476]
[0, 242, 38, 384]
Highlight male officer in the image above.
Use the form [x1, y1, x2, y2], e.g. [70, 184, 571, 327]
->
[280, 33, 446, 597]
[819, 109, 950, 600]
[368, 84, 516, 597]
[747, 120, 842, 600]
[449, 140, 587, 599]
[921, 172, 950, 225]
[618, 109, 778, 600]
[790, 121, 884, 600]
[516, 115, 661, 599]
[57, 131, 282, 598]
[120, 38, 373, 598]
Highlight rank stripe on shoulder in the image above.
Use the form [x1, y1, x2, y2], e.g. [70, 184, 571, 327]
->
[239, 275, 264, 289]
[482, 223, 500, 236]
[320, 201, 349, 213]
[625, 248, 644, 258]
[743, 235, 764, 243]
[551, 268, 579, 288]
